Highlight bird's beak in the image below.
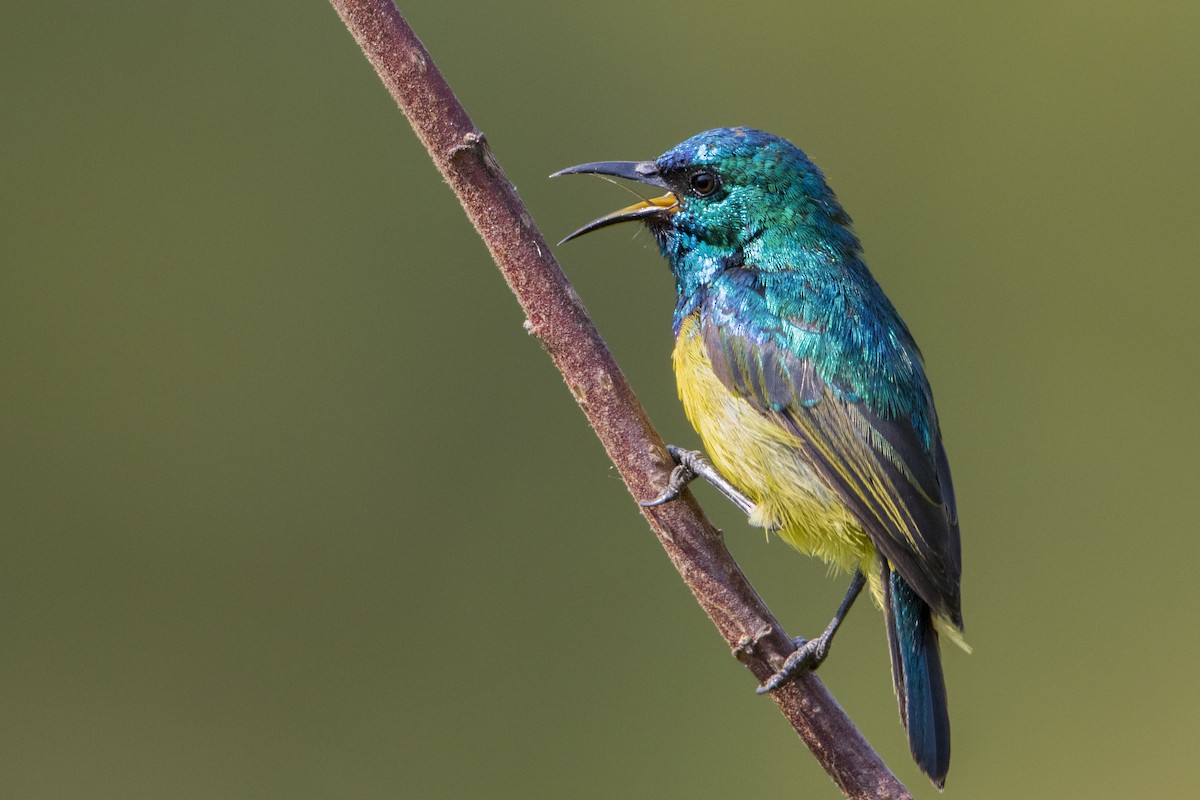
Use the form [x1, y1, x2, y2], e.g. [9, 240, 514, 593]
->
[551, 160, 678, 244]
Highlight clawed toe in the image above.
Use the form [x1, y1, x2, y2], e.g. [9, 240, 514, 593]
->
[640, 462, 697, 507]
[756, 637, 830, 694]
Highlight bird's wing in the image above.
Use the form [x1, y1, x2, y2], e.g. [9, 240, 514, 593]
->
[701, 276, 962, 624]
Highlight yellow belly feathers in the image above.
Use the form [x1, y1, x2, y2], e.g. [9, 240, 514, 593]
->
[672, 314, 878, 581]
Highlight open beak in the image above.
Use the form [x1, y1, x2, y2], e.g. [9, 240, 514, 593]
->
[551, 160, 678, 244]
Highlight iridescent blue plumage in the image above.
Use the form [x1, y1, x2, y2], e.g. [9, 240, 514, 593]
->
[557, 127, 963, 787]
[658, 129, 935, 449]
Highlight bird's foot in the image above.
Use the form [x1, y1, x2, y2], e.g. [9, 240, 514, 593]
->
[755, 571, 866, 694]
[640, 445, 756, 516]
[639, 445, 700, 507]
[755, 634, 834, 694]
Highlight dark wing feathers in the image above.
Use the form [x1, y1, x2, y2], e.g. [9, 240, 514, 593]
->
[705, 317, 823, 412]
[812, 399, 962, 624]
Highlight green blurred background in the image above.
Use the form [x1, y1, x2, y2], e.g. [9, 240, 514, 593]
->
[3, 2, 1198, 797]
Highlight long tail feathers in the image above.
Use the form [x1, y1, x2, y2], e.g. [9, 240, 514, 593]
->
[883, 563, 951, 788]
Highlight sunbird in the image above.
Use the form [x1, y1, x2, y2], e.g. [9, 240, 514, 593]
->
[554, 127, 963, 787]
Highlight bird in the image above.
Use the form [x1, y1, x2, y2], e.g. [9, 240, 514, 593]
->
[553, 127, 963, 787]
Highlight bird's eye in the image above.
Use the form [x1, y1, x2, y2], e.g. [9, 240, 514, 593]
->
[689, 171, 719, 197]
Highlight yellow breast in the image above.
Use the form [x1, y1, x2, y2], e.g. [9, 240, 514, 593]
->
[672, 314, 875, 575]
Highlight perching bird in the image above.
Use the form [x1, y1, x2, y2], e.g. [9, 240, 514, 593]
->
[554, 127, 963, 787]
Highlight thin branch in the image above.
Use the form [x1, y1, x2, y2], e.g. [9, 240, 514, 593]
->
[326, 3, 912, 798]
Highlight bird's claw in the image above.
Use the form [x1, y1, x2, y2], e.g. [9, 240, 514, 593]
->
[755, 572, 864, 694]
[755, 635, 833, 695]
[641, 446, 758, 518]
[640, 446, 704, 507]
[639, 462, 694, 507]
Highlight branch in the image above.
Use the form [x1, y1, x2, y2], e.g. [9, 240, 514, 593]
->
[327, 3, 912, 797]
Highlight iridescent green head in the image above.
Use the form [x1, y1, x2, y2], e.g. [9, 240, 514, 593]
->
[554, 127, 861, 286]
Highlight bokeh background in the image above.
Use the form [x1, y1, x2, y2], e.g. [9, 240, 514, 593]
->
[4, 2, 1198, 797]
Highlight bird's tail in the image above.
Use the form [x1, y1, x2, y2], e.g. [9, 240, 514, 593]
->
[883, 562, 951, 789]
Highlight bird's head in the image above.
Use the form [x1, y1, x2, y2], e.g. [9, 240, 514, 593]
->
[554, 127, 859, 281]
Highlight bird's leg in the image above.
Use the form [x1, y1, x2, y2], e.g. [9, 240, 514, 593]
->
[640, 445, 756, 516]
[642, 447, 863, 695]
[756, 570, 866, 694]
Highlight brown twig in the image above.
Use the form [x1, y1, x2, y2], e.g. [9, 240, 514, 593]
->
[326, 2, 912, 798]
